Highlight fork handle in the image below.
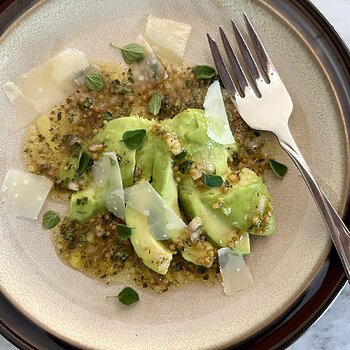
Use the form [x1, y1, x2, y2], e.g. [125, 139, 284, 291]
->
[279, 135, 350, 281]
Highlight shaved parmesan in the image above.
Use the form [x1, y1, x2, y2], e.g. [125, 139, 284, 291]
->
[3, 48, 89, 131]
[125, 181, 187, 240]
[131, 35, 167, 87]
[218, 247, 253, 295]
[50, 48, 89, 81]
[144, 15, 191, 65]
[1, 169, 53, 219]
[91, 152, 125, 220]
[3, 82, 39, 124]
[203, 80, 235, 145]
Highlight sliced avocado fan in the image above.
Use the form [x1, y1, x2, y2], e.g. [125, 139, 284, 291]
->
[68, 109, 275, 275]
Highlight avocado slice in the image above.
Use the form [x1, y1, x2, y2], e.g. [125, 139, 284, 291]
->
[125, 205, 173, 275]
[135, 130, 155, 182]
[69, 178, 105, 222]
[150, 137, 216, 266]
[93, 116, 155, 187]
[178, 175, 250, 253]
[151, 137, 181, 217]
[68, 109, 274, 276]
[163, 108, 238, 176]
[200, 168, 274, 234]
[127, 135, 216, 269]
[178, 168, 274, 250]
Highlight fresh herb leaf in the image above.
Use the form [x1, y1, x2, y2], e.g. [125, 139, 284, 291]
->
[193, 65, 216, 80]
[269, 159, 288, 179]
[180, 160, 193, 174]
[127, 68, 135, 83]
[117, 224, 132, 240]
[42, 211, 60, 229]
[102, 111, 113, 121]
[122, 129, 146, 150]
[174, 150, 187, 160]
[117, 43, 145, 64]
[77, 150, 92, 175]
[117, 287, 139, 306]
[203, 173, 223, 187]
[85, 74, 104, 91]
[148, 93, 162, 115]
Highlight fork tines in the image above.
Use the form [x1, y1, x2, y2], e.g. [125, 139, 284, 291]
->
[207, 13, 275, 98]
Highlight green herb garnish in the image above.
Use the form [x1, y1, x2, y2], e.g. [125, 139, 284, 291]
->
[115, 43, 145, 64]
[115, 287, 140, 306]
[203, 173, 223, 187]
[42, 211, 60, 229]
[127, 68, 135, 83]
[174, 150, 187, 160]
[193, 65, 216, 80]
[77, 150, 92, 175]
[148, 93, 162, 115]
[102, 111, 114, 121]
[180, 160, 193, 174]
[85, 74, 104, 91]
[122, 129, 146, 150]
[117, 224, 133, 240]
[269, 159, 288, 179]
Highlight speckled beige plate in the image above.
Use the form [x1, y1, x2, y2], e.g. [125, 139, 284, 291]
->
[0, 1, 348, 349]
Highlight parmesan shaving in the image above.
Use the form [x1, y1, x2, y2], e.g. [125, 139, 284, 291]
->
[203, 80, 235, 145]
[3, 48, 89, 131]
[91, 152, 125, 220]
[218, 247, 253, 295]
[125, 181, 187, 240]
[0, 169, 53, 219]
[144, 15, 191, 65]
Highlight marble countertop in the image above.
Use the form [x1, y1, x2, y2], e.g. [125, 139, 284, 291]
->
[0, 0, 349, 349]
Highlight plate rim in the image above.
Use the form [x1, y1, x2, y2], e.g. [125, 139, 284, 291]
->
[0, 0, 349, 349]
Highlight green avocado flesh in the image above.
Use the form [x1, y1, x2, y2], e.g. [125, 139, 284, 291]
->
[68, 109, 275, 274]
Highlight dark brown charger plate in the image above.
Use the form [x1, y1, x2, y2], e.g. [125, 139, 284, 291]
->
[0, 0, 349, 349]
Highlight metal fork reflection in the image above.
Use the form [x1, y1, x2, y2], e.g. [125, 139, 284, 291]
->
[207, 14, 350, 281]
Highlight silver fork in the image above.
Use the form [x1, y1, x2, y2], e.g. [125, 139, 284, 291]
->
[207, 14, 350, 281]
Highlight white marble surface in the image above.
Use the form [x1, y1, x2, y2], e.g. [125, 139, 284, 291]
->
[0, 0, 349, 349]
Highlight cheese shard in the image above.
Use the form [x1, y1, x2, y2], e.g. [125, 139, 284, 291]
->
[218, 248, 253, 296]
[125, 181, 187, 240]
[3, 48, 89, 131]
[91, 152, 125, 220]
[3, 82, 39, 123]
[144, 15, 191, 65]
[130, 35, 167, 87]
[0, 169, 53, 219]
[203, 80, 235, 145]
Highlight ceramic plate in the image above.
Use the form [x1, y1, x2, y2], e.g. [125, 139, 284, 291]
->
[0, 1, 349, 349]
